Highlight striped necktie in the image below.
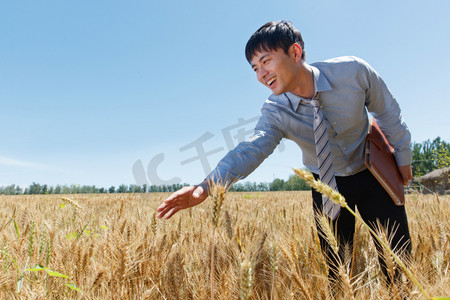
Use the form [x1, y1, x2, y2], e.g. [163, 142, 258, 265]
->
[311, 97, 341, 220]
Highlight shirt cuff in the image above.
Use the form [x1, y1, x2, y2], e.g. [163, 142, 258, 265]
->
[394, 149, 412, 166]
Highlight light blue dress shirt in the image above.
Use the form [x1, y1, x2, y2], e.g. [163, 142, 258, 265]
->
[207, 56, 411, 186]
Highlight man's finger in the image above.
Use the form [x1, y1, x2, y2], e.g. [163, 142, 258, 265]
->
[157, 203, 176, 218]
[163, 190, 184, 203]
[156, 203, 166, 212]
[158, 190, 186, 211]
[164, 207, 180, 219]
[157, 207, 168, 218]
[157, 200, 173, 212]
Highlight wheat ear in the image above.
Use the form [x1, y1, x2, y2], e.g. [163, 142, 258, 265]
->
[240, 259, 253, 300]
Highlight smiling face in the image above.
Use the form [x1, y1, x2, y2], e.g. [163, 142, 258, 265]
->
[250, 45, 302, 95]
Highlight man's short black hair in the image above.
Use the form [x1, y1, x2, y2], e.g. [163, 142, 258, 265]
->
[245, 20, 305, 63]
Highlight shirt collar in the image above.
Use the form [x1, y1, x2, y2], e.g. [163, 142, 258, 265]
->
[311, 64, 332, 94]
[277, 65, 332, 110]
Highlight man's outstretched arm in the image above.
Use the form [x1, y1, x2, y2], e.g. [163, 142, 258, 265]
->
[156, 180, 209, 219]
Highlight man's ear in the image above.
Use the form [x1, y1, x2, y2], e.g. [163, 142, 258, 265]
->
[290, 43, 303, 62]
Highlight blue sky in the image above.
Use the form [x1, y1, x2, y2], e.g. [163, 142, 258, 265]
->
[1, 0, 449, 188]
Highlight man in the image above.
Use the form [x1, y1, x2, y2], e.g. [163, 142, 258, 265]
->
[157, 20, 412, 284]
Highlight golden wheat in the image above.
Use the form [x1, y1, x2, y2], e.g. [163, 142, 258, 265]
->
[0, 191, 448, 299]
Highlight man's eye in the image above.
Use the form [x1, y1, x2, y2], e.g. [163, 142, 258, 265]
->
[263, 59, 269, 64]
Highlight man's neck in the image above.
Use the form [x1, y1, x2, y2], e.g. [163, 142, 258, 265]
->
[290, 61, 315, 99]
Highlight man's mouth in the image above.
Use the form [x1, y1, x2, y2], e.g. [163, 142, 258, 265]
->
[266, 76, 277, 86]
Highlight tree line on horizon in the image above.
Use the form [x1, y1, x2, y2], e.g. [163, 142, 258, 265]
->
[0, 137, 448, 195]
[0, 175, 311, 195]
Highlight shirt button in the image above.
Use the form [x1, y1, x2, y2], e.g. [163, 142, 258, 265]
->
[333, 122, 336, 125]
[320, 105, 323, 108]
[343, 147, 347, 150]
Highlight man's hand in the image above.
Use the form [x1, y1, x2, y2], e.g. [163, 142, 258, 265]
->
[156, 181, 209, 219]
[398, 164, 413, 186]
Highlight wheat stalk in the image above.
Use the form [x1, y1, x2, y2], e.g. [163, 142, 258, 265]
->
[209, 183, 227, 300]
[269, 242, 278, 300]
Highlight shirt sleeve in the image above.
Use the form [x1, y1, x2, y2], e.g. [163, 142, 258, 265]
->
[206, 106, 284, 188]
[357, 57, 412, 166]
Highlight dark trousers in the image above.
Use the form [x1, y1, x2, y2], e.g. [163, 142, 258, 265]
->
[312, 169, 411, 284]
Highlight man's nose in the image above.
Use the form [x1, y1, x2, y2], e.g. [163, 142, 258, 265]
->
[257, 67, 268, 82]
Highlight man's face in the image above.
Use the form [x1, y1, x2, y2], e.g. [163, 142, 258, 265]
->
[250, 46, 299, 95]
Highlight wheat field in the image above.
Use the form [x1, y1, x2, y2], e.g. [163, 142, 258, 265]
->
[0, 191, 448, 299]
